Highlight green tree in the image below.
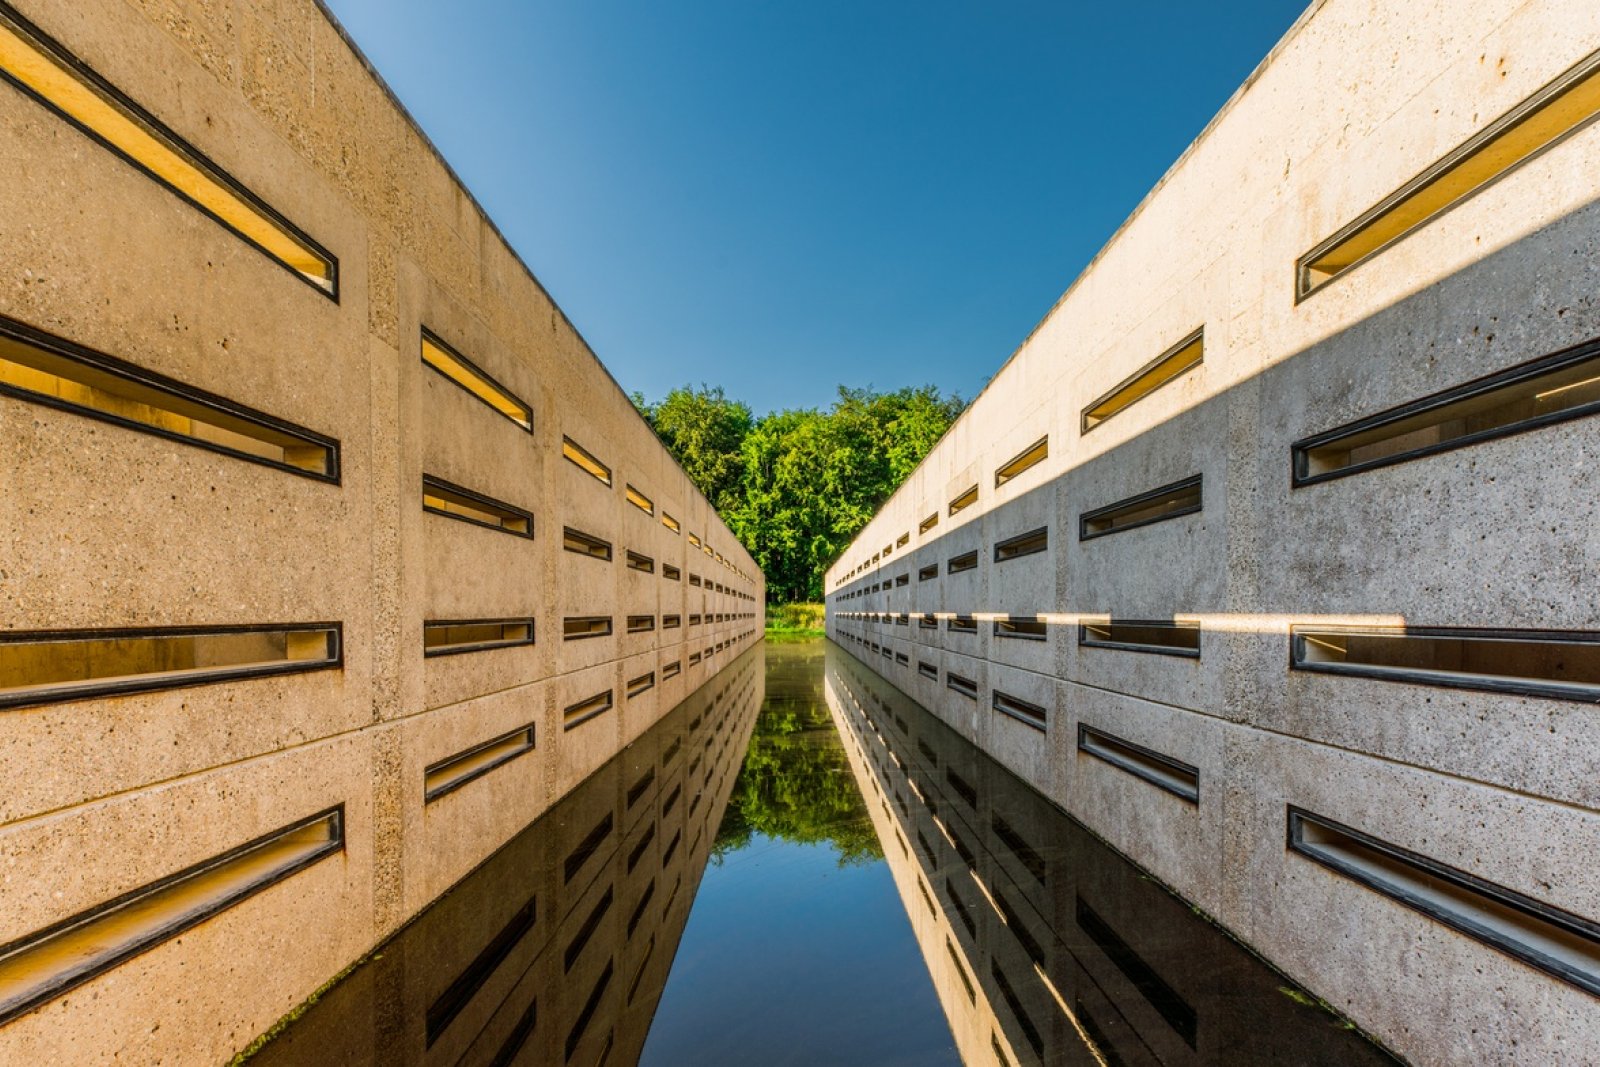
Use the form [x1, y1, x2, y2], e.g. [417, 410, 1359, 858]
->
[635, 382, 963, 601]
[634, 385, 752, 515]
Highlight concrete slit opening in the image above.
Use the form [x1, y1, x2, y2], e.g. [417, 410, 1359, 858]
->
[624, 484, 654, 515]
[0, 315, 339, 479]
[424, 724, 536, 802]
[1291, 625, 1600, 701]
[1080, 474, 1203, 539]
[420, 330, 531, 431]
[561, 436, 612, 486]
[1288, 807, 1600, 997]
[422, 619, 534, 657]
[0, 807, 344, 1027]
[994, 526, 1048, 562]
[992, 690, 1047, 732]
[562, 616, 613, 641]
[1079, 619, 1201, 658]
[1081, 328, 1203, 433]
[1077, 724, 1199, 803]
[423, 476, 533, 537]
[1297, 48, 1600, 298]
[948, 484, 979, 516]
[1292, 339, 1600, 485]
[562, 689, 613, 730]
[995, 618, 1047, 641]
[0, 5, 338, 296]
[995, 435, 1049, 487]
[0, 623, 340, 709]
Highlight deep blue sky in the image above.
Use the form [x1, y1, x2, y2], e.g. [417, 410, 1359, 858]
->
[324, 0, 1307, 415]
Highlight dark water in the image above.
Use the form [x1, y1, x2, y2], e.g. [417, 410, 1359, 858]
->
[247, 640, 1395, 1066]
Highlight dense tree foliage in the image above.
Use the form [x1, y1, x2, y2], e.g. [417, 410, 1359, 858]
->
[712, 656, 882, 866]
[634, 383, 963, 601]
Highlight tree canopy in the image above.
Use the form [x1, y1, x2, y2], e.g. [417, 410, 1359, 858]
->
[634, 383, 963, 601]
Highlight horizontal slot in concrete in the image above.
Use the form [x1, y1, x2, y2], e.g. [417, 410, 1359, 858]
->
[918, 661, 938, 679]
[626, 880, 655, 937]
[991, 814, 1046, 884]
[1297, 47, 1600, 298]
[995, 618, 1047, 641]
[662, 615, 681, 630]
[424, 724, 536, 802]
[995, 435, 1049, 488]
[626, 769, 654, 809]
[563, 813, 614, 884]
[1293, 338, 1600, 485]
[562, 689, 613, 731]
[663, 564, 680, 581]
[918, 564, 938, 581]
[422, 618, 534, 657]
[920, 512, 939, 534]
[0, 806, 343, 1026]
[1077, 724, 1199, 803]
[562, 616, 613, 641]
[423, 475, 533, 538]
[420, 329, 531, 431]
[662, 661, 681, 679]
[1288, 807, 1600, 997]
[625, 550, 654, 574]
[992, 690, 1047, 732]
[561, 436, 611, 486]
[1076, 894, 1197, 1048]
[949, 484, 978, 516]
[661, 512, 680, 533]
[1079, 474, 1203, 540]
[626, 671, 655, 698]
[624, 485, 653, 515]
[1292, 625, 1600, 701]
[0, 3, 338, 296]
[947, 938, 976, 1003]
[994, 526, 1048, 562]
[1080, 619, 1201, 658]
[563, 887, 613, 973]
[563, 527, 611, 561]
[991, 959, 1044, 1059]
[919, 614, 937, 630]
[564, 960, 613, 1060]
[1081, 327, 1203, 433]
[0, 623, 341, 709]
[947, 616, 978, 634]
[625, 615, 655, 635]
[0, 315, 339, 480]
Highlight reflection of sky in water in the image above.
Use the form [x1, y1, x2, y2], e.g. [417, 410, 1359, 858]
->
[641, 642, 959, 1067]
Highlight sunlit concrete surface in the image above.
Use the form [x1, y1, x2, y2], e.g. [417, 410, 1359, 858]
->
[0, 0, 762, 1061]
[826, 1, 1600, 1063]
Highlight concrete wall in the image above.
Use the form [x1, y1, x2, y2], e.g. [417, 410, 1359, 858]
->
[0, 0, 762, 1061]
[825, 1, 1600, 1063]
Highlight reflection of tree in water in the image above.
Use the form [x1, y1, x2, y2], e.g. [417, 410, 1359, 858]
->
[714, 685, 884, 867]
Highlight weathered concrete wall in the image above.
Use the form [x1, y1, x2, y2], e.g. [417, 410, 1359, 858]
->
[0, 0, 762, 1061]
[826, 1, 1600, 1062]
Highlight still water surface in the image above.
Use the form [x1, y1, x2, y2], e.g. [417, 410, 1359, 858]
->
[248, 640, 1394, 1066]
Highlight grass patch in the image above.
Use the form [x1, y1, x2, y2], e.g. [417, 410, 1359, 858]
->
[767, 602, 825, 639]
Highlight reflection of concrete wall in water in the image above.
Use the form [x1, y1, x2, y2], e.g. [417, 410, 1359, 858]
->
[244, 649, 763, 1066]
[824, 2, 1600, 1061]
[0, 0, 763, 1061]
[825, 648, 1395, 1067]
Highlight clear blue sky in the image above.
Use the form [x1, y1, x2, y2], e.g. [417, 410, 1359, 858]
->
[323, 0, 1307, 415]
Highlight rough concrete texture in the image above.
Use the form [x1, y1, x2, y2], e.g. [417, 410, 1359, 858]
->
[0, 0, 762, 1060]
[827, 1, 1600, 1062]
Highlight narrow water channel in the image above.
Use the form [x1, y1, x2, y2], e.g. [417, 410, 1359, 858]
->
[245, 640, 1396, 1066]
